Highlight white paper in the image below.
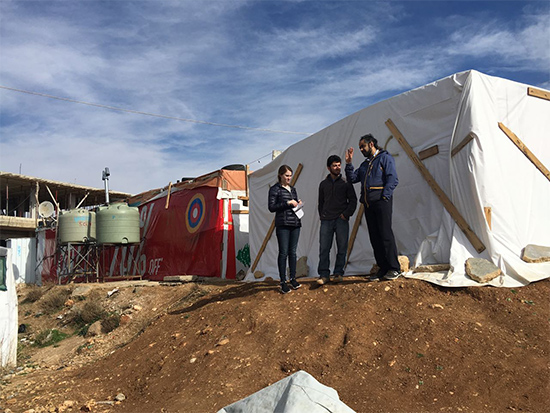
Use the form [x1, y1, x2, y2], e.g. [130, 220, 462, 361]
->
[293, 202, 304, 219]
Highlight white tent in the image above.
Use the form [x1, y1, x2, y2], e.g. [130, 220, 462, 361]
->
[0, 246, 18, 368]
[248, 70, 550, 287]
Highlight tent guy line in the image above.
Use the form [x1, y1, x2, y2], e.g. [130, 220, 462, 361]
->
[0, 85, 313, 136]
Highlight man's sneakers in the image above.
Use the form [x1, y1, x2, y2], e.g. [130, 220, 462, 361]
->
[280, 282, 291, 294]
[332, 274, 343, 283]
[289, 279, 302, 290]
[383, 270, 402, 280]
[317, 275, 344, 285]
[368, 269, 385, 282]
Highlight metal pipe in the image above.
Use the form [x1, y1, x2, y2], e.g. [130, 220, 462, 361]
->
[102, 167, 110, 205]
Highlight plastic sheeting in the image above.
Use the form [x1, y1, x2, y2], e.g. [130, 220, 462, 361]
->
[218, 370, 355, 413]
[6, 238, 36, 284]
[248, 70, 550, 287]
[0, 246, 18, 368]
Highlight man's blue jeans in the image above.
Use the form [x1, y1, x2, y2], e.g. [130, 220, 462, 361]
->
[318, 218, 349, 278]
[275, 226, 301, 283]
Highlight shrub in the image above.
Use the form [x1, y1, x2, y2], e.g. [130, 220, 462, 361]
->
[101, 313, 121, 333]
[34, 329, 68, 347]
[77, 300, 105, 325]
[40, 289, 71, 314]
[23, 286, 44, 303]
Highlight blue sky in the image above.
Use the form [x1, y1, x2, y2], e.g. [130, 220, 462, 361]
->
[1, 0, 548, 194]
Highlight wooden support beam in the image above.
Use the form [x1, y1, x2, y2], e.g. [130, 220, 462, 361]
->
[385, 118, 486, 253]
[165, 182, 173, 209]
[250, 163, 304, 273]
[451, 132, 476, 157]
[498, 122, 550, 182]
[528, 87, 550, 101]
[484, 207, 492, 230]
[418, 145, 439, 160]
[345, 203, 364, 267]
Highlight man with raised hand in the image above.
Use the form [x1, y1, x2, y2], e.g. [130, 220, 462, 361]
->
[345, 134, 400, 281]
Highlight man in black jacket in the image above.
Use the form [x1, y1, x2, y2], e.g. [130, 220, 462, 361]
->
[317, 155, 357, 284]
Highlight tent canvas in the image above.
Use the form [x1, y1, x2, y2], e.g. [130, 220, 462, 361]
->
[248, 70, 550, 287]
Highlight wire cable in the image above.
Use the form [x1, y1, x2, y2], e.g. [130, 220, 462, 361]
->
[0, 85, 312, 136]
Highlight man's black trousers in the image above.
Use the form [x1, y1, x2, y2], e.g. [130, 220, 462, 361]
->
[363, 198, 400, 272]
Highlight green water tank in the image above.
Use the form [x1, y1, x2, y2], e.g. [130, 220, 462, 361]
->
[58, 209, 96, 244]
[96, 203, 140, 245]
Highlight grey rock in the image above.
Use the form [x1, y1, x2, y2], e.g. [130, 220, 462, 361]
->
[295, 256, 309, 278]
[236, 270, 246, 281]
[522, 244, 550, 263]
[114, 393, 126, 402]
[71, 285, 92, 298]
[253, 271, 264, 279]
[85, 321, 102, 337]
[398, 256, 410, 273]
[413, 264, 451, 273]
[465, 258, 501, 283]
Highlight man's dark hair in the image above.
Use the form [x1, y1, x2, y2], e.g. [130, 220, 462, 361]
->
[359, 133, 380, 149]
[326, 154, 341, 167]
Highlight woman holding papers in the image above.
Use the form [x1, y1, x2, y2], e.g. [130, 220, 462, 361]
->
[268, 165, 303, 294]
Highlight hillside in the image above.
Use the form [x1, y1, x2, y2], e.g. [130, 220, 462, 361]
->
[2, 277, 549, 413]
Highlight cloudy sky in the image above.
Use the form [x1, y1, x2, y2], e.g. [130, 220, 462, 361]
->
[1, 0, 548, 194]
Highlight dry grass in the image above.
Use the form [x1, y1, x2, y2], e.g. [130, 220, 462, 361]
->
[101, 313, 121, 333]
[23, 285, 44, 303]
[39, 288, 71, 314]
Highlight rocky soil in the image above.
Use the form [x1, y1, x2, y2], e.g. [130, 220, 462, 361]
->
[1, 276, 549, 413]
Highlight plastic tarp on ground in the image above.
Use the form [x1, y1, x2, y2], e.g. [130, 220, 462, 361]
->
[218, 370, 355, 413]
[0, 246, 18, 368]
[248, 70, 550, 287]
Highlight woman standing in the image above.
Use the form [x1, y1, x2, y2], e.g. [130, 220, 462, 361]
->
[268, 165, 302, 294]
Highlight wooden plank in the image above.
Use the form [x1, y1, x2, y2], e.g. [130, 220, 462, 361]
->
[484, 207, 492, 230]
[385, 118, 486, 253]
[165, 182, 173, 209]
[231, 210, 249, 214]
[528, 87, 550, 101]
[451, 132, 475, 157]
[250, 163, 304, 273]
[345, 203, 364, 267]
[498, 122, 550, 182]
[418, 145, 439, 160]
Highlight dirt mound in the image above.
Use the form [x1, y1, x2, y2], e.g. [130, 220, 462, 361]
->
[2, 277, 549, 413]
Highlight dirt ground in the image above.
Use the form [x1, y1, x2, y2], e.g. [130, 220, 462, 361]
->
[1, 276, 549, 413]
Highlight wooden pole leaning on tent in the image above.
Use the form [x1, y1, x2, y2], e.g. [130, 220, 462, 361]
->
[498, 122, 550, 182]
[385, 118, 486, 253]
[527, 87, 550, 101]
[165, 182, 173, 209]
[250, 163, 303, 273]
[345, 203, 364, 267]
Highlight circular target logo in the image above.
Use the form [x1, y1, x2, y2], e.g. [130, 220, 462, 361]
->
[185, 193, 206, 233]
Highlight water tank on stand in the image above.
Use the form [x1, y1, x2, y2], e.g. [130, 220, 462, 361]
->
[58, 209, 96, 244]
[96, 202, 140, 245]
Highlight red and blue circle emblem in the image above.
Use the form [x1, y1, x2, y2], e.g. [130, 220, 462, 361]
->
[185, 193, 206, 233]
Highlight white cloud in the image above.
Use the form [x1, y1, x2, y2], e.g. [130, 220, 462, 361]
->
[1, 1, 548, 195]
